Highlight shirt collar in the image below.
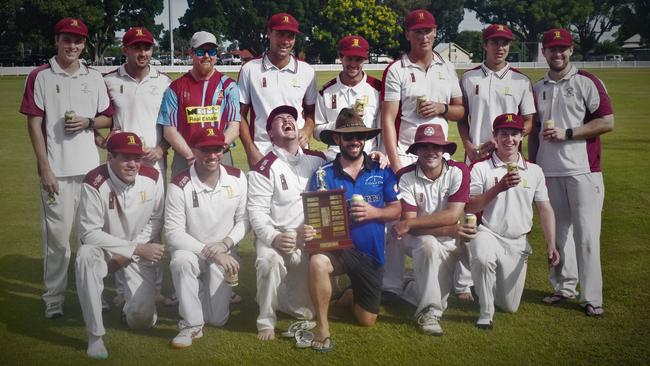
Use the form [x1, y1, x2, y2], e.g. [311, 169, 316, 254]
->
[333, 152, 374, 179]
[543, 64, 578, 84]
[415, 159, 449, 182]
[107, 163, 132, 191]
[480, 62, 511, 79]
[190, 164, 229, 193]
[262, 53, 298, 73]
[49, 56, 89, 76]
[490, 152, 528, 169]
[401, 52, 444, 70]
[272, 144, 304, 165]
[337, 72, 368, 94]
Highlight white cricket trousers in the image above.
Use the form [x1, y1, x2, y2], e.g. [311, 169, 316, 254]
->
[255, 245, 314, 331]
[40, 175, 84, 306]
[76, 245, 157, 336]
[385, 234, 457, 317]
[170, 250, 232, 328]
[546, 173, 604, 307]
[468, 229, 528, 322]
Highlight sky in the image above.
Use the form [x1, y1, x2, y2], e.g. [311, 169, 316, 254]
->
[155, 2, 486, 33]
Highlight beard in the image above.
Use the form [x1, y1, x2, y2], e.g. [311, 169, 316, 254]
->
[340, 144, 364, 161]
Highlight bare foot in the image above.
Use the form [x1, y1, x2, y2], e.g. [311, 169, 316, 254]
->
[457, 292, 475, 303]
[257, 328, 275, 341]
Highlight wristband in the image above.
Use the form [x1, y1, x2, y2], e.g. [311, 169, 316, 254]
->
[441, 103, 449, 116]
[566, 128, 573, 140]
[86, 117, 95, 130]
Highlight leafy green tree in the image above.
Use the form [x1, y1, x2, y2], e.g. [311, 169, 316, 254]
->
[617, 0, 650, 46]
[311, 0, 401, 63]
[456, 30, 484, 62]
[570, 0, 626, 58]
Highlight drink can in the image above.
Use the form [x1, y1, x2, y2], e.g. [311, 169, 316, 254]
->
[351, 194, 365, 203]
[64, 110, 76, 122]
[226, 272, 239, 287]
[506, 162, 518, 173]
[354, 98, 366, 114]
[543, 119, 555, 130]
[464, 213, 477, 227]
[416, 95, 427, 114]
[284, 228, 297, 253]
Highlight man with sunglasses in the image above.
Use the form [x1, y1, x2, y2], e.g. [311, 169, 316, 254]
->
[247, 105, 326, 341]
[165, 127, 249, 348]
[158, 31, 240, 176]
[20, 17, 114, 319]
[306, 108, 401, 351]
[75, 132, 164, 359]
[104, 26, 173, 308]
[238, 12, 318, 168]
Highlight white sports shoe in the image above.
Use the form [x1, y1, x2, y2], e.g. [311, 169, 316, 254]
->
[45, 302, 64, 319]
[416, 306, 443, 336]
[170, 321, 203, 349]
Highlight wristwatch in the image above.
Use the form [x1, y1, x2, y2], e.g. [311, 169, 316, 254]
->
[566, 128, 573, 140]
[86, 117, 95, 130]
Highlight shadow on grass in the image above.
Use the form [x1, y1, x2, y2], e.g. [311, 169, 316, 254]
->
[521, 288, 584, 314]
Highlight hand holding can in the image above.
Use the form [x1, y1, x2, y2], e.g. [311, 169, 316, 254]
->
[64, 110, 76, 134]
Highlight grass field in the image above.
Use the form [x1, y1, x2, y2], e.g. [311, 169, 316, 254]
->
[0, 67, 649, 365]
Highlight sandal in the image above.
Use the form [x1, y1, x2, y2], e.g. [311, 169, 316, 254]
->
[294, 330, 314, 348]
[311, 337, 334, 352]
[583, 304, 604, 317]
[280, 320, 317, 338]
[542, 293, 574, 305]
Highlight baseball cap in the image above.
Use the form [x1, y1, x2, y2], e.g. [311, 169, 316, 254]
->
[404, 9, 437, 31]
[483, 24, 513, 41]
[123, 27, 155, 47]
[266, 105, 298, 131]
[267, 12, 300, 33]
[107, 132, 145, 156]
[190, 31, 218, 48]
[189, 127, 226, 149]
[320, 108, 382, 146]
[542, 28, 573, 48]
[406, 124, 457, 155]
[338, 35, 369, 59]
[492, 113, 525, 131]
[54, 18, 88, 37]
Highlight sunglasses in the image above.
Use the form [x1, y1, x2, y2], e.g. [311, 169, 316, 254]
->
[193, 48, 218, 57]
[340, 133, 368, 142]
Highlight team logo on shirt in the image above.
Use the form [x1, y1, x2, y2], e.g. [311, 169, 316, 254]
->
[93, 174, 104, 188]
[280, 174, 288, 190]
[185, 105, 221, 123]
[564, 87, 575, 97]
[503, 87, 512, 96]
[225, 186, 234, 198]
[290, 79, 300, 88]
[140, 191, 147, 203]
[81, 82, 90, 94]
[364, 175, 383, 186]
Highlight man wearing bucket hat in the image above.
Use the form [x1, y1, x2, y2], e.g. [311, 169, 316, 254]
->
[381, 9, 465, 172]
[384, 123, 475, 336]
[158, 30, 241, 177]
[164, 127, 249, 348]
[306, 108, 401, 351]
[247, 105, 326, 341]
[465, 113, 559, 330]
[315, 35, 383, 161]
[20, 17, 114, 318]
[529, 28, 614, 317]
[238, 12, 318, 167]
[75, 132, 164, 359]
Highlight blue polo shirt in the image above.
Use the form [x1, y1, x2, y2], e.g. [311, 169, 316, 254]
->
[308, 154, 400, 266]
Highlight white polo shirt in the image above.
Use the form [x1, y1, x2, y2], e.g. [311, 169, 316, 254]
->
[533, 66, 613, 177]
[165, 164, 249, 254]
[315, 73, 382, 160]
[19, 57, 113, 177]
[77, 163, 164, 259]
[382, 52, 462, 156]
[104, 65, 171, 171]
[247, 145, 326, 247]
[470, 153, 548, 243]
[398, 160, 469, 247]
[238, 54, 318, 154]
[460, 63, 535, 145]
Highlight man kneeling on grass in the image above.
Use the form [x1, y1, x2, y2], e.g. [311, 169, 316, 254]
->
[76, 132, 164, 359]
[466, 113, 559, 330]
[305, 108, 401, 352]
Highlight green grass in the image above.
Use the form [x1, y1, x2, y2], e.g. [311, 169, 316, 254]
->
[0, 68, 649, 365]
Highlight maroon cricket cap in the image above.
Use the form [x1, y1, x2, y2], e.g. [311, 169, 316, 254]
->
[338, 35, 369, 59]
[54, 18, 88, 38]
[404, 9, 437, 31]
[267, 13, 300, 33]
[492, 113, 525, 131]
[123, 27, 155, 47]
[189, 127, 226, 149]
[406, 124, 457, 155]
[542, 28, 573, 48]
[106, 132, 145, 156]
[266, 105, 298, 131]
[483, 24, 513, 41]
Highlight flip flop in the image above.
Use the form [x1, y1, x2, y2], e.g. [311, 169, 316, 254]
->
[294, 330, 315, 349]
[583, 304, 604, 317]
[311, 337, 334, 352]
[280, 320, 317, 338]
[542, 293, 574, 305]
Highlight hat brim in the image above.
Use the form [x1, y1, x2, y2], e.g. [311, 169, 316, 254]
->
[484, 34, 513, 41]
[124, 40, 155, 47]
[109, 147, 145, 156]
[269, 25, 301, 34]
[543, 40, 572, 49]
[192, 141, 227, 149]
[407, 23, 436, 31]
[406, 142, 457, 156]
[320, 127, 382, 146]
[340, 50, 368, 59]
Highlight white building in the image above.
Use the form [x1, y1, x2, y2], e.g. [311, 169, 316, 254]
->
[433, 42, 473, 64]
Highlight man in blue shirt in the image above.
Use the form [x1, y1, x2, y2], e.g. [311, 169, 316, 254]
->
[306, 108, 401, 351]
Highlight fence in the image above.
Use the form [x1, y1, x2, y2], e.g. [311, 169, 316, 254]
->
[2, 61, 650, 76]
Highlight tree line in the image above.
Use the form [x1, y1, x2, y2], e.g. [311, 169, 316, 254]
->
[1, 0, 647, 65]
